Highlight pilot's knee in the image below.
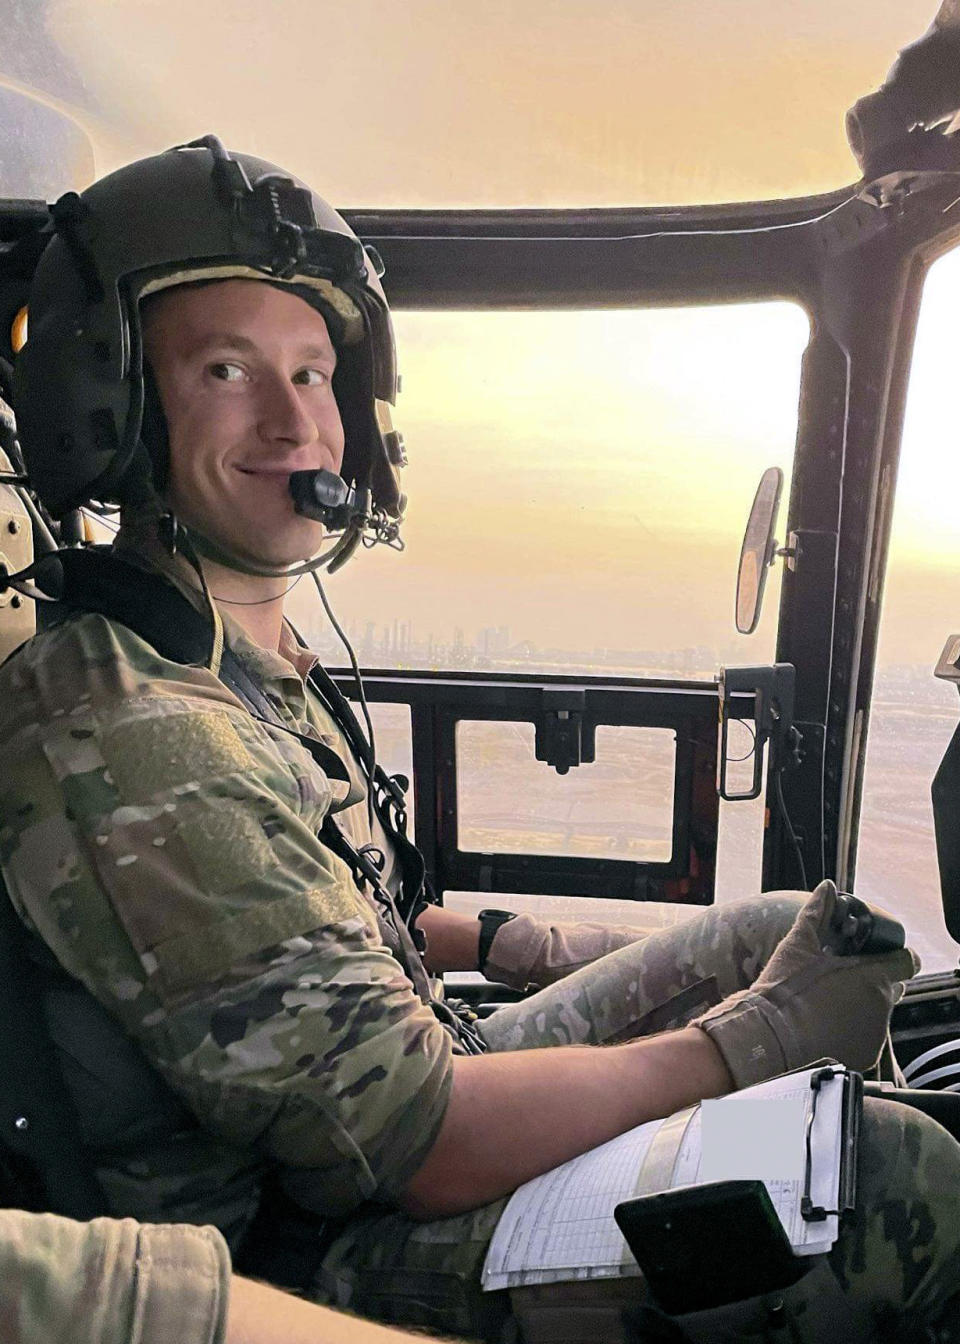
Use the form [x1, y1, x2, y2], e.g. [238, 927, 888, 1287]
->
[855, 1097, 960, 1225]
[832, 1098, 960, 1316]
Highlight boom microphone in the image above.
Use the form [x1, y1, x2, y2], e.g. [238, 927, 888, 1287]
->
[289, 468, 355, 530]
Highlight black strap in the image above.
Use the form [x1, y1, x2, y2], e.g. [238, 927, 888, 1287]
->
[301, 656, 429, 926]
[307, 663, 411, 818]
[49, 546, 218, 664]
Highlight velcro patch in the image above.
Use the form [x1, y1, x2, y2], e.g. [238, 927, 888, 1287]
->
[101, 711, 254, 802]
[175, 803, 277, 894]
[153, 881, 364, 993]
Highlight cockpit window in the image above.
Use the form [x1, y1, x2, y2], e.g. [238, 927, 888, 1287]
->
[299, 303, 809, 680]
[0, 0, 942, 207]
[856, 246, 960, 973]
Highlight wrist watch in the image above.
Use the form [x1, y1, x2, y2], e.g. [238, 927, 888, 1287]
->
[477, 908, 518, 972]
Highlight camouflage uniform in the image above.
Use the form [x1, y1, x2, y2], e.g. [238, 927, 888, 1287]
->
[0, 604, 453, 1233]
[0, 1208, 229, 1344]
[1, 571, 959, 1342]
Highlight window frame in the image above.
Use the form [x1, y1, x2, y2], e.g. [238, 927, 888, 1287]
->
[333, 668, 751, 903]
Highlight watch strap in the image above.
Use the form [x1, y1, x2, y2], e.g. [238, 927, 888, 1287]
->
[477, 908, 518, 973]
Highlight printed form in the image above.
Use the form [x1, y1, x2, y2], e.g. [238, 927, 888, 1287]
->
[482, 1066, 846, 1291]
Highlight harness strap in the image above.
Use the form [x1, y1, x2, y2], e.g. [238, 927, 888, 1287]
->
[306, 659, 430, 923]
[318, 815, 434, 1006]
[289, 630, 430, 926]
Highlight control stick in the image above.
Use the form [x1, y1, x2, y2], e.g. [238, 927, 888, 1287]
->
[824, 890, 906, 956]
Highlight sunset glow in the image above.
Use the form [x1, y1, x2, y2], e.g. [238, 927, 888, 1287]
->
[2, 0, 940, 208]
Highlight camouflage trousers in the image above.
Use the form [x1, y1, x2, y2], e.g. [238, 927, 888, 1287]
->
[315, 896, 960, 1342]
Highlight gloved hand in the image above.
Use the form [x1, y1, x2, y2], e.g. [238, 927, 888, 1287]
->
[483, 913, 654, 990]
[692, 880, 919, 1088]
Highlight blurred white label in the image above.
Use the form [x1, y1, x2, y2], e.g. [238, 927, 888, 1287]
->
[700, 1096, 806, 1182]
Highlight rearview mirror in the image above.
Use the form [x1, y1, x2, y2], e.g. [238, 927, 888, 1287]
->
[735, 467, 783, 635]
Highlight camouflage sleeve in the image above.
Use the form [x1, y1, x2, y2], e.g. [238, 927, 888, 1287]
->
[0, 1210, 229, 1344]
[0, 615, 453, 1213]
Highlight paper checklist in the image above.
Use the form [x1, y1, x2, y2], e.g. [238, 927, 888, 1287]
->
[482, 1065, 850, 1291]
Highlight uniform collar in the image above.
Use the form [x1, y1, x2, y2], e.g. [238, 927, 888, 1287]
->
[229, 617, 320, 689]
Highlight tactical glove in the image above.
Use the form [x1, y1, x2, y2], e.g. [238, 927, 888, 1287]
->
[692, 880, 919, 1088]
[483, 912, 654, 990]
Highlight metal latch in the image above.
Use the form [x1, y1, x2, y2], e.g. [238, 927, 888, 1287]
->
[534, 689, 596, 775]
[718, 664, 798, 801]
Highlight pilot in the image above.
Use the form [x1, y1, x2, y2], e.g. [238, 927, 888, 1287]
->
[1, 139, 959, 1343]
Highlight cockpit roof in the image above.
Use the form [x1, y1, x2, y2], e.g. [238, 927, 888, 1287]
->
[0, 0, 943, 208]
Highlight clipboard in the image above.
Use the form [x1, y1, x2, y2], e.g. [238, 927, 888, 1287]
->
[614, 1066, 862, 1315]
[802, 1064, 862, 1222]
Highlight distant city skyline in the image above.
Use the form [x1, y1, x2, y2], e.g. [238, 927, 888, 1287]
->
[297, 592, 956, 688]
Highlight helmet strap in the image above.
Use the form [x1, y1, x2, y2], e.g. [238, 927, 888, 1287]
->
[173, 514, 361, 581]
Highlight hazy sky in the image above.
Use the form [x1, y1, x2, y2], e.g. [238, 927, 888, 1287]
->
[2, 0, 941, 207]
[315, 302, 808, 666]
[871, 246, 960, 670]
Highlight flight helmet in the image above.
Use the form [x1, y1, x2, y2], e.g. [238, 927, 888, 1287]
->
[14, 135, 405, 544]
